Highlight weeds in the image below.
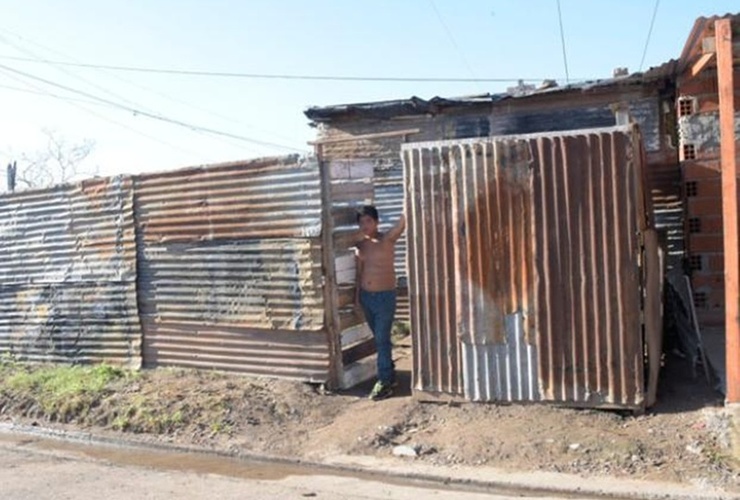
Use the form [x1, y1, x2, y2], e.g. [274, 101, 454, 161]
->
[0, 363, 130, 422]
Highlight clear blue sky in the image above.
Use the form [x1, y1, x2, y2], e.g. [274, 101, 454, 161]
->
[0, 0, 736, 183]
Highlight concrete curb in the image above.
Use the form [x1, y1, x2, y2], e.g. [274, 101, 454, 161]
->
[0, 422, 737, 500]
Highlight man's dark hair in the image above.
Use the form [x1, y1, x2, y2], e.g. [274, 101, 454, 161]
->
[356, 205, 379, 223]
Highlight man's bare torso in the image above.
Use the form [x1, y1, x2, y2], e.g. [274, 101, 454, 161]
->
[356, 234, 397, 292]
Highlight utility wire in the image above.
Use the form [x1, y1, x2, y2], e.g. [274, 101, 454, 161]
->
[556, 0, 570, 84]
[639, 0, 660, 71]
[0, 62, 306, 152]
[0, 55, 561, 83]
[0, 32, 288, 154]
[0, 32, 153, 114]
[0, 28, 298, 145]
[0, 80, 104, 107]
[427, 0, 479, 83]
[0, 68, 206, 159]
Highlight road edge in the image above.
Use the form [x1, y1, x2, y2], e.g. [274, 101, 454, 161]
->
[0, 422, 736, 500]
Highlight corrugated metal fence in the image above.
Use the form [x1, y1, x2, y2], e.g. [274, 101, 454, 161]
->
[135, 158, 329, 379]
[0, 157, 332, 381]
[0, 177, 141, 367]
[403, 125, 653, 410]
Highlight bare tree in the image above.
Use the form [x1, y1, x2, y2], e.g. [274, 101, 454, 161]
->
[16, 130, 97, 189]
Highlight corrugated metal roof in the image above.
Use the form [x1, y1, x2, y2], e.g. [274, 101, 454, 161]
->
[403, 126, 650, 409]
[305, 61, 678, 123]
[0, 176, 141, 367]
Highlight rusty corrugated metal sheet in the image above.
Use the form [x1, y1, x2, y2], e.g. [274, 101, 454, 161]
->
[403, 126, 648, 409]
[135, 157, 330, 380]
[135, 157, 322, 242]
[404, 146, 461, 395]
[0, 177, 141, 367]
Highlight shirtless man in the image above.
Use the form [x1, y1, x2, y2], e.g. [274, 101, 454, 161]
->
[355, 205, 406, 401]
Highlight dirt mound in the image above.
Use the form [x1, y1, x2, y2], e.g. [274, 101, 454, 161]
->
[0, 348, 737, 491]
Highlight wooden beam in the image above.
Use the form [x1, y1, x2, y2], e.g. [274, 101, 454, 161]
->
[716, 19, 740, 404]
[317, 146, 344, 390]
[700, 36, 740, 55]
[342, 337, 377, 366]
[308, 128, 421, 146]
[691, 52, 716, 77]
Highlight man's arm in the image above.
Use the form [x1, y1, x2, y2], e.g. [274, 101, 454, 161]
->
[386, 214, 406, 242]
[354, 250, 363, 308]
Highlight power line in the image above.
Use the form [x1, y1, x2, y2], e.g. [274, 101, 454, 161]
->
[427, 0, 479, 83]
[0, 54, 568, 83]
[0, 28, 298, 145]
[0, 32, 152, 113]
[0, 68, 205, 159]
[0, 62, 306, 153]
[556, 0, 570, 84]
[0, 80, 104, 107]
[639, 0, 660, 71]
[0, 31, 286, 154]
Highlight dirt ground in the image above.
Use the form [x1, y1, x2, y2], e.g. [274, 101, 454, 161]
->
[0, 338, 737, 492]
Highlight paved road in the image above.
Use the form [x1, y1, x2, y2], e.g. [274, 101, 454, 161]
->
[0, 434, 573, 500]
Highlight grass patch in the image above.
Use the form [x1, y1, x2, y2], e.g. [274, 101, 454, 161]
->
[0, 362, 130, 423]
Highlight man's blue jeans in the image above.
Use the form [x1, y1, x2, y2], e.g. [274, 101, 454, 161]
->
[359, 289, 397, 385]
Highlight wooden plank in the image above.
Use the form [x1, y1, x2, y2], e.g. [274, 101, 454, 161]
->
[318, 152, 343, 389]
[330, 180, 373, 203]
[329, 160, 373, 180]
[329, 161, 351, 180]
[349, 161, 375, 179]
[340, 323, 372, 348]
[684, 276, 712, 384]
[340, 355, 377, 389]
[335, 253, 356, 285]
[337, 285, 356, 309]
[716, 19, 740, 404]
[339, 309, 363, 332]
[334, 229, 362, 253]
[644, 229, 663, 408]
[691, 52, 715, 77]
[342, 337, 377, 366]
[700, 37, 740, 56]
[332, 206, 360, 227]
[309, 128, 421, 145]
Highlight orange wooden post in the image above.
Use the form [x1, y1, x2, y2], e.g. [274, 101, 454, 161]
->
[716, 19, 739, 403]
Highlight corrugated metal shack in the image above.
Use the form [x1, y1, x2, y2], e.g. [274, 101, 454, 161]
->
[305, 65, 683, 270]
[306, 69, 676, 409]
[0, 155, 374, 387]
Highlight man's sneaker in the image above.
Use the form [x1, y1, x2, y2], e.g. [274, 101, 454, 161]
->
[368, 381, 393, 401]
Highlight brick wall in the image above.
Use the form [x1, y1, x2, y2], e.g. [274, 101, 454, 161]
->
[678, 68, 740, 326]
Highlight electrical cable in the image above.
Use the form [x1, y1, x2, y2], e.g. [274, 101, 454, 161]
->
[0, 54, 564, 83]
[556, 0, 570, 84]
[0, 62, 306, 153]
[639, 0, 661, 71]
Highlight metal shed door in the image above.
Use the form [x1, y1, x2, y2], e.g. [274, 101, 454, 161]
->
[404, 126, 647, 409]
